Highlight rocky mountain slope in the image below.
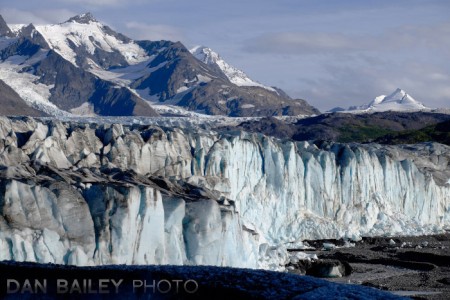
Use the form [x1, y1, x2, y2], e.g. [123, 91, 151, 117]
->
[190, 45, 276, 91]
[222, 111, 450, 143]
[0, 117, 448, 269]
[0, 13, 318, 117]
[0, 80, 47, 116]
[374, 119, 450, 146]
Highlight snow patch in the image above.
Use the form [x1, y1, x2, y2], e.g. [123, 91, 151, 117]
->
[241, 104, 255, 109]
[89, 59, 166, 87]
[7, 24, 26, 35]
[176, 86, 189, 94]
[196, 74, 212, 83]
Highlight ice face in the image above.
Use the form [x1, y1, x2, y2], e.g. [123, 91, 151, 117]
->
[0, 117, 449, 270]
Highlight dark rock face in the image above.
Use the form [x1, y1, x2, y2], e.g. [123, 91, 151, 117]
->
[0, 80, 47, 116]
[0, 15, 13, 37]
[90, 81, 158, 116]
[0, 24, 50, 60]
[30, 50, 158, 116]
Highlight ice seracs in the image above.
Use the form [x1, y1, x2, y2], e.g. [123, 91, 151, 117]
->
[0, 118, 449, 270]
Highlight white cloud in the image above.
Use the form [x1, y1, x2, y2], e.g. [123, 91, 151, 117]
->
[124, 22, 185, 42]
[243, 22, 450, 56]
[287, 54, 450, 111]
[244, 32, 363, 54]
[55, 0, 154, 7]
[0, 8, 78, 24]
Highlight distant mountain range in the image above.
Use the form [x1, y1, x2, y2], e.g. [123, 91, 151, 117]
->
[0, 13, 319, 117]
[330, 88, 431, 113]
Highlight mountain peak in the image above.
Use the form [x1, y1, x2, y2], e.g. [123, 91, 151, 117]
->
[336, 88, 430, 113]
[368, 88, 429, 111]
[382, 88, 418, 105]
[189, 45, 277, 92]
[0, 14, 14, 37]
[66, 12, 97, 24]
[190, 45, 221, 64]
[387, 88, 407, 98]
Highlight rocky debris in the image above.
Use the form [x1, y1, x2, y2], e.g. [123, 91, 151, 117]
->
[287, 258, 352, 278]
[306, 260, 353, 278]
[315, 233, 450, 299]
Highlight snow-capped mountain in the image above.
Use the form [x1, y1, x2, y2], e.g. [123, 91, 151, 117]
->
[190, 45, 276, 92]
[331, 88, 431, 113]
[35, 12, 148, 68]
[362, 88, 428, 111]
[0, 13, 319, 117]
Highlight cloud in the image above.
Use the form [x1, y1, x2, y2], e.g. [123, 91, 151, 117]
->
[0, 8, 78, 24]
[243, 32, 364, 55]
[242, 22, 450, 56]
[288, 54, 450, 111]
[124, 22, 185, 42]
[0, 8, 77, 24]
[51, 0, 148, 7]
[60, 0, 120, 5]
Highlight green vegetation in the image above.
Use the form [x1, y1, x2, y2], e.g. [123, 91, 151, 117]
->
[337, 125, 394, 143]
[374, 120, 450, 146]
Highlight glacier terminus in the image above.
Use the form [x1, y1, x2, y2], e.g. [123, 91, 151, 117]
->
[0, 117, 448, 271]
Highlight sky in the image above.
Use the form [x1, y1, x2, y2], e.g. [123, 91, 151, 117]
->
[0, 0, 449, 111]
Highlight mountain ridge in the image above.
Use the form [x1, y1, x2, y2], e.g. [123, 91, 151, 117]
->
[190, 45, 277, 92]
[0, 13, 319, 117]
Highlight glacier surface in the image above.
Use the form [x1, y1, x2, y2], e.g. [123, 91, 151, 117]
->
[0, 117, 449, 270]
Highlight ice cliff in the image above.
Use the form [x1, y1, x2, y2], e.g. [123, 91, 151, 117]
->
[0, 117, 449, 270]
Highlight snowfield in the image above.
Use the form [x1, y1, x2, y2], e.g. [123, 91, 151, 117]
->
[35, 19, 148, 67]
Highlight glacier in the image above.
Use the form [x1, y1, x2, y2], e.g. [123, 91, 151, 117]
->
[0, 116, 449, 270]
